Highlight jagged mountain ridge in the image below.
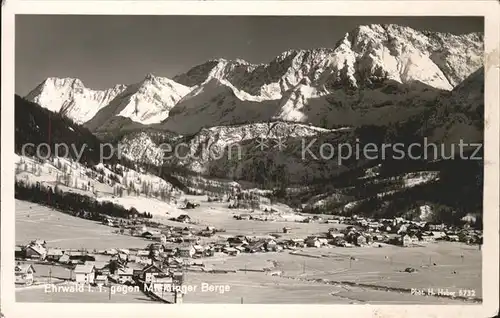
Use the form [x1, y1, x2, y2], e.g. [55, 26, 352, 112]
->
[25, 23, 483, 132]
[174, 24, 483, 96]
[25, 77, 127, 124]
[14, 60, 484, 221]
[119, 121, 353, 183]
[117, 64, 484, 183]
[160, 77, 446, 135]
[84, 74, 192, 132]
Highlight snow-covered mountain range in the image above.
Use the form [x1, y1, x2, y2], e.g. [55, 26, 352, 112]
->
[16, 23, 485, 221]
[114, 62, 485, 184]
[25, 77, 127, 124]
[173, 24, 482, 95]
[84, 73, 192, 132]
[25, 24, 483, 134]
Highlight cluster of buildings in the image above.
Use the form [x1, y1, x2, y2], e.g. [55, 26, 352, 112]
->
[69, 261, 184, 292]
[101, 214, 218, 242]
[14, 210, 483, 303]
[15, 208, 482, 289]
[315, 215, 483, 247]
[233, 213, 278, 222]
[15, 239, 191, 302]
[231, 213, 482, 249]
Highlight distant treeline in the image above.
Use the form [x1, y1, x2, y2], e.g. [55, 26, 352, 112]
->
[288, 116, 484, 225]
[15, 180, 153, 220]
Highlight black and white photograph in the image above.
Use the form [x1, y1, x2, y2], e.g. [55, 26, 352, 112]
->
[1, 1, 499, 317]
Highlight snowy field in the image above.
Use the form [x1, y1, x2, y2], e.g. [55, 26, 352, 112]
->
[14, 161, 481, 304]
[182, 271, 471, 304]
[157, 195, 347, 238]
[15, 198, 481, 304]
[182, 243, 481, 304]
[16, 200, 151, 249]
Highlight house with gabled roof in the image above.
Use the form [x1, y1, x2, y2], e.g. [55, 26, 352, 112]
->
[264, 239, 278, 251]
[228, 235, 248, 246]
[177, 214, 192, 223]
[426, 223, 446, 231]
[74, 264, 95, 284]
[223, 247, 240, 256]
[193, 244, 205, 254]
[118, 253, 128, 262]
[24, 244, 47, 260]
[213, 241, 230, 252]
[104, 248, 118, 255]
[286, 238, 305, 249]
[58, 254, 70, 264]
[431, 231, 447, 240]
[142, 230, 161, 239]
[162, 244, 178, 255]
[116, 267, 134, 284]
[305, 236, 321, 248]
[236, 214, 251, 220]
[247, 241, 266, 253]
[15, 263, 35, 285]
[148, 243, 164, 253]
[417, 231, 435, 242]
[200, 228, 215, 237]
[30, 239, 47, 247]
[332, 236, 347, 246]
[136, 249, 150, 257]
[84, 261, 110, 275]
[318, 238, 329, 246]
[139, 264, 165, 283]
[95, 275, 108, 287]
[401, 234, 415, 247]
[178, 244, 196, 258]
[46, 248, 64, 261]
[118, 249, 130, 255]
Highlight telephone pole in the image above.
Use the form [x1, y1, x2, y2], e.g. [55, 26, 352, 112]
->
[183, 258, 188, 280]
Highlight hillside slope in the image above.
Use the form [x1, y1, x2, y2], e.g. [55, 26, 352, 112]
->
[15, 95, 106, 165]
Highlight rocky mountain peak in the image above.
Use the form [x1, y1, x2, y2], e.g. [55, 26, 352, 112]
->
[25, 24, 483, 133]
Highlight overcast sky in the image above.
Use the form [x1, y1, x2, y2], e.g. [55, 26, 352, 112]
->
[15, 15, 483, 95]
